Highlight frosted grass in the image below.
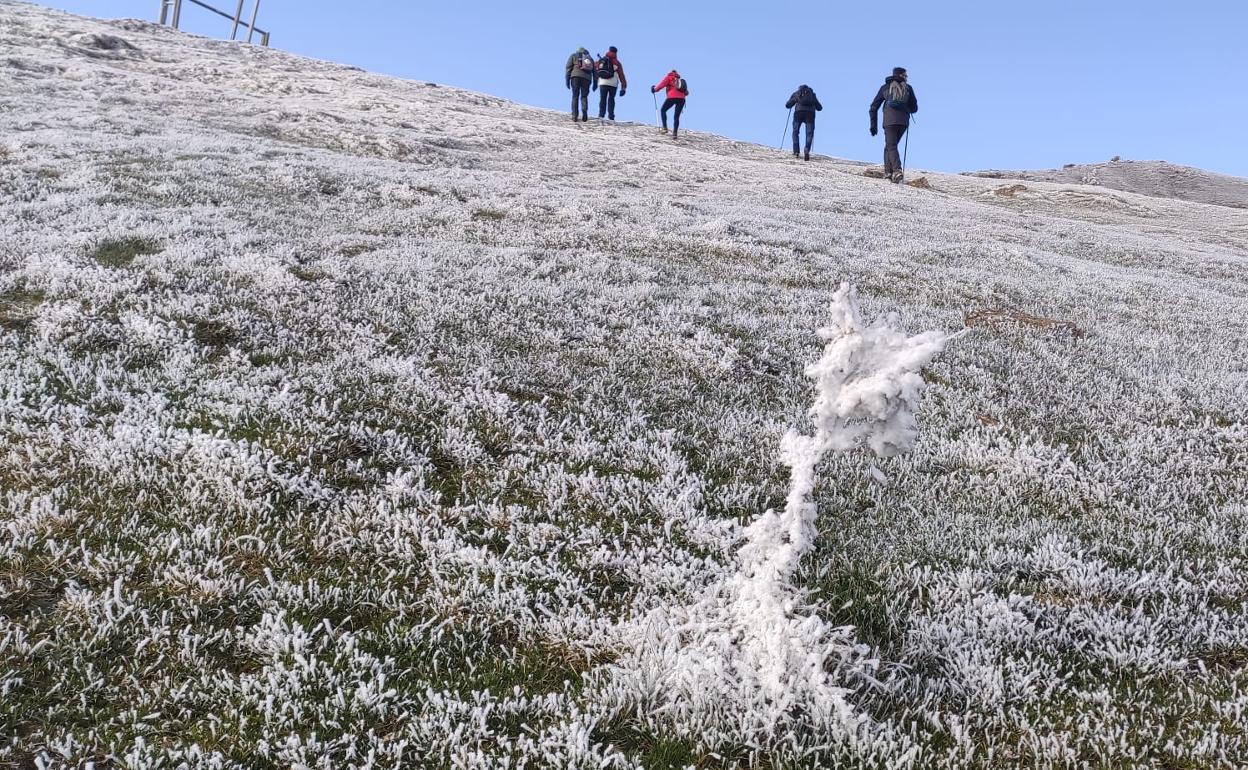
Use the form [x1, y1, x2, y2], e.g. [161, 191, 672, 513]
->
[1, 2, 1246, 767]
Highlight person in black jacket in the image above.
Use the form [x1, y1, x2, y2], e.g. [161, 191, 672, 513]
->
[869, 67, 919, 182]
[596, 47, 627, 121]
[785, 84, 822, 161]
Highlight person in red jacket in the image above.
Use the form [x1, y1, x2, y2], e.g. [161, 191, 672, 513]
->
[651, 70, 688, 139]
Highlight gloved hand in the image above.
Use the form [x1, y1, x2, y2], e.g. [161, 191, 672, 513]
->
[566, 81, 571, 90]
[592, 83, 597, 91]
[619, 89, 626, 97]
[650, 86, 657, 93]
[870, 126, 878, 136]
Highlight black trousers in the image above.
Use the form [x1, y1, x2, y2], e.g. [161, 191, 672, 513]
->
[598, 85, 618, 120]
[661, 97, 685, 133]
[792, 112, 815, 154]
[884, 124, 908, 177]
[570, 78, 591, 119]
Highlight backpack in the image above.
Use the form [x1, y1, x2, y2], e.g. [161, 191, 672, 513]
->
[673, 76, 688, 95]
[796, 86, 815, 108]
[885, 80, 909, 110]
[596, 55, 615, 79]
[575, 51, 594, 73]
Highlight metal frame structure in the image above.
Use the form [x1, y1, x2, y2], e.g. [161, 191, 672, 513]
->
[158, 0, 271, 47]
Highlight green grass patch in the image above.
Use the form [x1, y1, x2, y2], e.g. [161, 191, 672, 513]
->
[807, 563, 904, 653]
[289, 264, 328, 281]
[590, 718, 749, 768]
[190, 319, 238, 349]
[91, 237, 162, 268]
[338, 244, 373, 258]
[0, 284, 45, 331]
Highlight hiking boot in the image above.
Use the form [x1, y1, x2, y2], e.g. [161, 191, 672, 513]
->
[804, 152, 810, 162]
[793, 151, 800, 158]
[660, 127, 668, 134]
[891, 172, 904, 183]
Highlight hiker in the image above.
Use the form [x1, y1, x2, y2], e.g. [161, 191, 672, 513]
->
[869, 67, 918, 182]
[651, 70, 688, 138]
[565, 46, 598, 122]
[595, 47, 627, 121]
[785, 84, 822, 161]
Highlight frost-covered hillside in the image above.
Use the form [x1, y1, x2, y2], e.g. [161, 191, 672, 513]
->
[3, 2, 1248, 768]
[965, 159, 1248, 209]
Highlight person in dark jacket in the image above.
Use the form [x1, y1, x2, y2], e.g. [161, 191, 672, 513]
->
[565, 47, 598, 122]
[785, 84, 822, 161]
[596, 47, 627, 121]
[869, 67, 919, 182]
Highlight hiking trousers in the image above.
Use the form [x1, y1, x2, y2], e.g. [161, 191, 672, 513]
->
[661, 97, 685, 135]
[570, 78, 591, 119]
[792, 112, 815, 155]
[884, 125, 908, 178]
[598, 85, 618, 120]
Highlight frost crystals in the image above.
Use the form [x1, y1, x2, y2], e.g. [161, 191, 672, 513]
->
[625, 282, 952, 759]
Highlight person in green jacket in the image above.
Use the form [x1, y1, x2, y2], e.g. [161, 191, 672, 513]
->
[565, 47, 598, 122]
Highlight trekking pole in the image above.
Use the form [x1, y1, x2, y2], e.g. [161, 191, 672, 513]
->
[651, 89, 660, 127]
[780, 107, 792, 150]
[900, 125, 911, 184]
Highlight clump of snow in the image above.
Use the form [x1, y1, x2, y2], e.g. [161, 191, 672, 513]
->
[612, 284, 951, 760]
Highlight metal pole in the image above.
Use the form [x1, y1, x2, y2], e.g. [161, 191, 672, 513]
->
[245, 0, 261, 44]
[900, 127, 910, 184]
[780, 107, 792, 151]
[260, 31, 270, 47]
[171, 0, 182, 28]
[229, 0, 245, 39]
[158, 0, 169, 25]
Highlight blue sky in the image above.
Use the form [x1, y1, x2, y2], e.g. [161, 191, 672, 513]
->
[39, 0, 1247, 176]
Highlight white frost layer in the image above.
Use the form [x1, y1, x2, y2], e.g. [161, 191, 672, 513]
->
[1, 1, 1246, 768]
[612, 284, 950, 761]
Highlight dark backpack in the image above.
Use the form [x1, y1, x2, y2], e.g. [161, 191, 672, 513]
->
[596, 55, 615, 79]
[674, 76, 688, 95]
[796, 86, 815, 108]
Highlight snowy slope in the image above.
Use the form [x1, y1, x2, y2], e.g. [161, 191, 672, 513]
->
[2, 2, 1248, 768]
[965, 159, 1248, 209]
